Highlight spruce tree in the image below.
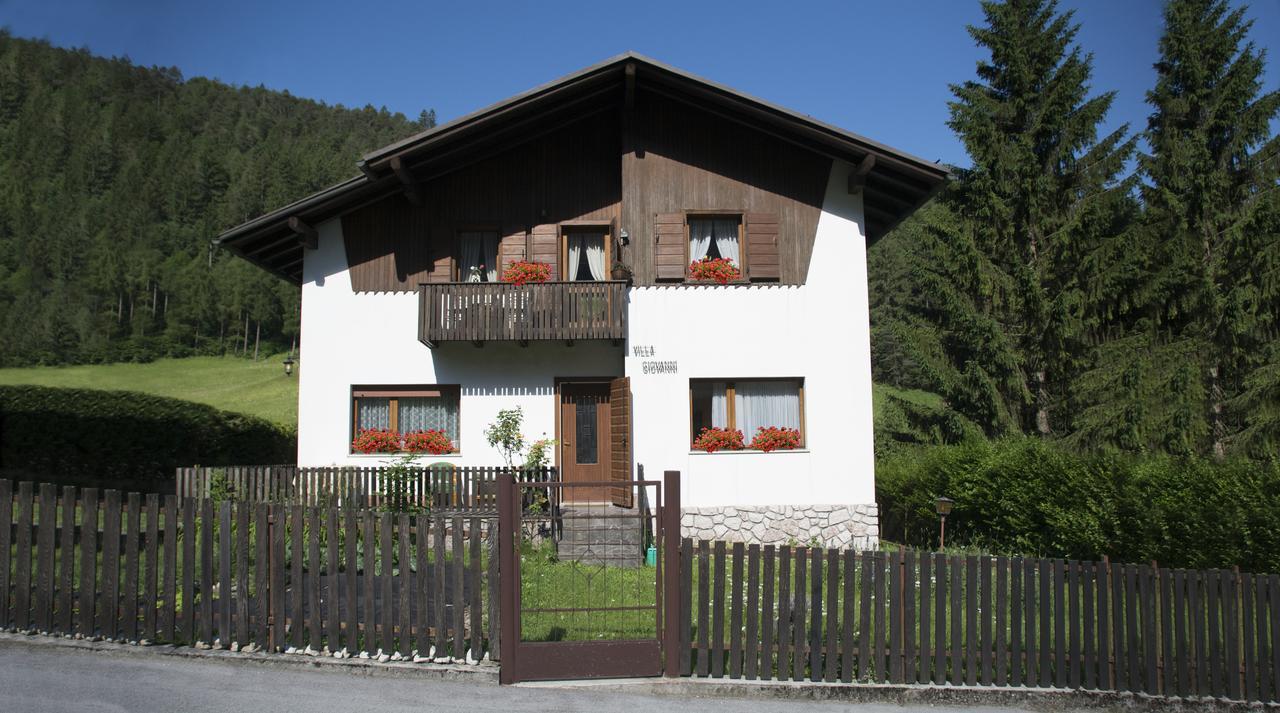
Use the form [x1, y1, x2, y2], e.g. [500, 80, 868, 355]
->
[942, 0, 1135, 436]
[1088, 0, 1279, 456]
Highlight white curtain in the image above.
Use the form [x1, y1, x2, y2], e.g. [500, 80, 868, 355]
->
[734, 380, 800, 439]
[689, 220, 712, 262]
[357, 398, 391, 431]
[713, 218, 739, 265]
[398, 396, 459, 439]
[460, 232, 498, 281]
[584, 235, 606, 280]
[567, 234, 606, 281]
[710, 381, 729, 428]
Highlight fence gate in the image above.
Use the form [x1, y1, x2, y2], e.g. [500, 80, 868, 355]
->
[498, 470, 681, 683]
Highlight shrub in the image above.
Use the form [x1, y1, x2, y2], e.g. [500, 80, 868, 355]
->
[693, 426, 744, 453]
[403, 429, 455, 455]
[501, 261, 552, 285]
[351, 428, 401, 454]
[748, 426, 802, 452]
[875, 436, 1280, 572]
[689, 257, 741, 284]
[0, 385, 295, 493]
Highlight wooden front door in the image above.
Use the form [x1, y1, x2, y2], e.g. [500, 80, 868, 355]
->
[559, 382, 611, 502]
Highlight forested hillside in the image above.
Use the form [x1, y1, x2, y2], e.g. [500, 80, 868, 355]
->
[0, 31, 432, 366]
[870, 0, 1280, 460]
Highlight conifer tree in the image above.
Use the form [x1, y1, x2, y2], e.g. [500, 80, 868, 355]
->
[1080, 0, 1279, 456]
[941, 0, 1135, 436]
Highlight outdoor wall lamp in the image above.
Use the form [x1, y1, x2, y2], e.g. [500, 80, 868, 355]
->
[283, 356, 295, 377]
[934, 496, 954, 550]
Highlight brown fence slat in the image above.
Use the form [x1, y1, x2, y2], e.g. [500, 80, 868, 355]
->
[58, 486, 77, 634]
[14, 482, 34, 632]
[1269, 574, 1280, 702]
[995, 556, 1008, 687]
[399, 514, 413, 657]
[1144, 566, 1160, 695]
[712, 540, 727, 678]
[467, 516, 482, 660]
[825, 548, 840, 682]
[144, 494, 159, 641]
[874, 551, 887, 682]
[34, 483, 56, 633]
[729, 542, 744, 679]
[841, 548, 857, 683]
[696, 540, 710, 677]
[744, 544, 760, 680]
[792, 547, 808, 682]
[1039, 558, 1052, 688]
[1243, 573, 1257, 701]
[197, 498, 213, 645]
[1069, 561, 1081, 690]
[101, 489, 122, 640]
[308, 507, 323, 651]
[760, 544, 775, 681]
[1254, 575, 1270, 701]
[889, 550, 902, 683]
[776, 545, 791, 680]
[965, 555, 978, 686]
[235, 502, 250, 648]
[418, 516, 434, 659]
[486, 519, 499, 662]
[1054, 559, 1067, 689]
[271, 504, 285, 651]
[934, 553, 947, 684]
[1084, 562, 1096, 690]
[123, 492, 141, 642]
[254, 504, 270, 650]
[918, 551, 932, 685]
[161, 496, 177, 643]
[79, 489, 101, 638]
[288, 505, 304, 650]
[951, 555, 963, 685]
[0, 480, 12, 630]
[450, 515, 463, 659]
[808, 546, 823, 682]
[432, 515, 446, 658]
[1225, 569, 1241, 701]
[1010, 556, 1023, 687]
[680, 538, 694, 676]
[217, 501, 231, 645]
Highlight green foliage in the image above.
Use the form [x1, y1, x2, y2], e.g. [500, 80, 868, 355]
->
[378, 452, 426, 514]
[877, 438, 1280, 571]
[0, 32, 432, 367]
[0, 384, 295, 492]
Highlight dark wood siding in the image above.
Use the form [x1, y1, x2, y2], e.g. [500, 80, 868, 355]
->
[342, 113, 621, 292]
[622, 89, 831, 285]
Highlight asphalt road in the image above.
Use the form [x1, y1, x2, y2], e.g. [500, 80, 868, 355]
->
[0, 640, 1042, 713]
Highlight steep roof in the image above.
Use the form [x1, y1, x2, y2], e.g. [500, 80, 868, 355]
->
[218, 52, 949, 283]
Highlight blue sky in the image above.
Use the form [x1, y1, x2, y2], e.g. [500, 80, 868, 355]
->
[3, 0, 1278, 168]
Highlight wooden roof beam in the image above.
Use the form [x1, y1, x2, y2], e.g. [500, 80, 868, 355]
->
[848, 153, 876, 194]
[288, 216, 318, 250]
[390, 156, 423, 206]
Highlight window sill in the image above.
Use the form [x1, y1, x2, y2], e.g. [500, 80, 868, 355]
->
[688, 449, 810, 455]
[348, 452, 463, 458]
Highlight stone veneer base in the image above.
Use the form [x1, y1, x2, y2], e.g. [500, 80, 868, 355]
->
[680, 504, 878, 550]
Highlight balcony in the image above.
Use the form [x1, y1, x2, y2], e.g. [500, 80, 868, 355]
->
[418, 281, 628, 347]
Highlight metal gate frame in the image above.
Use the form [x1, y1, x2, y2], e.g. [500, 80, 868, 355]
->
[498, 470, 681, 683]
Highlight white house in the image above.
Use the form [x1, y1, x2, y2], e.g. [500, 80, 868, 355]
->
[217, 54, 947, 548]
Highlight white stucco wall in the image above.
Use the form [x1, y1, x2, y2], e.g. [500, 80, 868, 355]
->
[297, 218, 621, 467]
[627, 159, 875, 509]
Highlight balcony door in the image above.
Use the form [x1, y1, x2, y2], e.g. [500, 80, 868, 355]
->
[561, 229, 610, 282]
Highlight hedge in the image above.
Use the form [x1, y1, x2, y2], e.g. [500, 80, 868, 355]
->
[0, 385, 295, 492]
[876, 436, 1280, 572]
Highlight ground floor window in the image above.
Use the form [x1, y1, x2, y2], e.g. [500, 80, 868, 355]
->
[351, 385, 460, 453]
[689, 378, 804, 449]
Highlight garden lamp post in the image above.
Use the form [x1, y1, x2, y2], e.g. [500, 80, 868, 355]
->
[283, 355, 295, 377]
[935, 496, 954, 550]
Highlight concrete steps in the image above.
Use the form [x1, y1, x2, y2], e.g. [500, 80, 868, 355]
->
[556, 503, 644, 567]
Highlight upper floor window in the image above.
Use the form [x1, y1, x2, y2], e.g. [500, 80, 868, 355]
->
[458, 231, 498, 282]
[563, 228, 610, 281]
[688, 215, 742, 269]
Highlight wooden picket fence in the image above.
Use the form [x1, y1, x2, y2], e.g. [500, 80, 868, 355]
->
[175, 465, 557, 512]
[0, 479, 498, 660]
[679, 542, 1280, 703]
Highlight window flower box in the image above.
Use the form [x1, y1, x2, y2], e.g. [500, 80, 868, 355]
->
[689, 257, 741, 285]
[748, 426, 802, 453]
[404, 429, 457, 455]
[692, 426, 745, 453]
[501, 261, 553, 285]
[352, 428, 401, 454]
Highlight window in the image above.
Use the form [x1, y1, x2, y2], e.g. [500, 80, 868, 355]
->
[351, 386, 460, 450]
[562, 228, 610, 281]
[690, 378, 804, 447]
[458, 231, 498, 282]
[688, 215, 742, 270]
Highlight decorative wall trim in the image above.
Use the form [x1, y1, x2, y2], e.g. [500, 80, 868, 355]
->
[680, 503, 878, 550]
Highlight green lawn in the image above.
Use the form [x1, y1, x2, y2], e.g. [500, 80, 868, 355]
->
[0, 355, 299, 427]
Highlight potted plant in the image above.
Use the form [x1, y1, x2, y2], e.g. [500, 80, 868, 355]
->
[351, 428, 401, 454]
[501, 260, 553, 285]
[611, 261, 633, 281]
[692, 426, 745, 453]
[403, 429, 457, 455]
[689, 257, 741, 285]
[748, 426, 802, 452]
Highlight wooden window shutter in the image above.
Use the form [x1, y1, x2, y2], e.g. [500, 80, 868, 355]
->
[745, 212, 780, 280]
[530, 224, 559, 279]
[609, 376, 633, 508]
[654, 213, 686, 281]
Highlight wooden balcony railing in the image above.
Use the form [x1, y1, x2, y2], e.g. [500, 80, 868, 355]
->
[418, 280, 627, 347]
